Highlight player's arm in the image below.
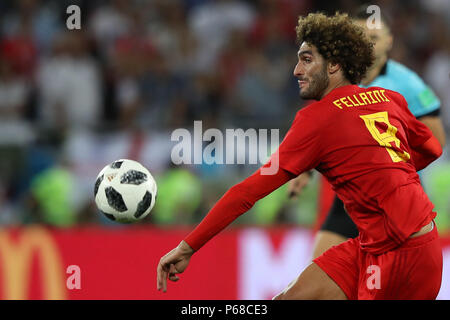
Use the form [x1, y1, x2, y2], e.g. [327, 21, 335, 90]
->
[412, 111, 445, 171]
[409, 133, 443, 171]
[287, 171, 313, 199]
[157, 162, 296, 292]
[417, 111, 446, 148]
[156, 110, 321, 292]
[184, 162, 295, 250]
[406, 113, 443, 171]
[390, 90, 444, 171]
[404, 73, 446, 147]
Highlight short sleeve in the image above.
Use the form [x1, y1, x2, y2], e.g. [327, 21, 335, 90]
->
[400, 72, 441, 118]
[271, 110, 322, 176]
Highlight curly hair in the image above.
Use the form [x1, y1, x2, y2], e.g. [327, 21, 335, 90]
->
[296, 12, 374, 84]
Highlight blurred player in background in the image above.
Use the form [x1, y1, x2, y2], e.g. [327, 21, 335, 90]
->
[157, 12, 443, 299]
[288, 5, 446, 260]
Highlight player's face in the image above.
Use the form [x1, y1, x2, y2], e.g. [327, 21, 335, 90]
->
[355, 19, 392, 65]
[293, 42, 329, 100]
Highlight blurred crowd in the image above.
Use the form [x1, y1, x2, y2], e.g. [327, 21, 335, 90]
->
[0, 0, 449, 230]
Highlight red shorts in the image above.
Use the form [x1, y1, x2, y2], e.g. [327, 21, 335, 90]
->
[313, 224, 442, 300]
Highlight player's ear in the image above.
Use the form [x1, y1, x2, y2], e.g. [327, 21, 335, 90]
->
[328, 62, 341, 75]
[387, 34, 393, 51]
[384, 24, 394, 51]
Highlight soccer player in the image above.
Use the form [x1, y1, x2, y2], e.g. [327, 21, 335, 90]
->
[157, 13, 443, 300]
[288, 7, 446, 260]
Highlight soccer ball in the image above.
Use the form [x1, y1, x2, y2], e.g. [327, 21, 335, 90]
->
[94, 159, 157, 223]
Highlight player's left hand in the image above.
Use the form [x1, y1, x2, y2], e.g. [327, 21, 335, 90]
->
[157, 240, 194, 292]
[287, 171, 312, 199]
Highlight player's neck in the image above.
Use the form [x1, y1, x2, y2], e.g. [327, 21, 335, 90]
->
[320, 78, 352, 100]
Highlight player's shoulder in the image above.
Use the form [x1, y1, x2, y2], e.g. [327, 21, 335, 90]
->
[380, 86, 405, 100]
[386, 59, 414, 74]
[295, 100, 321, 117]
[365, 85, 405, 103]
[386, 60, 427, 88]
[384, 59, 441, 116]
[291, 101, 326, 129]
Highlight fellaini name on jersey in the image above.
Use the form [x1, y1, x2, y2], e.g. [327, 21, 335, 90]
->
[333, 89, 390, 109]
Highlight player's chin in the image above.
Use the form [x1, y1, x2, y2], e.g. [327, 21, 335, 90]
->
[299, 90, 313, 100]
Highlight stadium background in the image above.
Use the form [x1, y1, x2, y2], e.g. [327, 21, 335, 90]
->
[0, 0, 449, 299]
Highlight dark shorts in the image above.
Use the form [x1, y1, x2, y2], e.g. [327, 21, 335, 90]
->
[320, 195, 359, 238]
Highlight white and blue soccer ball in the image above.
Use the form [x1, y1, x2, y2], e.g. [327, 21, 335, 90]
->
[94, 159, 157, 223]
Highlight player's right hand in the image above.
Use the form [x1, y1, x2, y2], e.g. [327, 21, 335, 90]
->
[157, 240, 194, 293]
[287, 171, 312, 199]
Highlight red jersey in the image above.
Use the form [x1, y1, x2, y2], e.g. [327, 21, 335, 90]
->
[184, 85, 441, 255]
[276, 85, 436, 254]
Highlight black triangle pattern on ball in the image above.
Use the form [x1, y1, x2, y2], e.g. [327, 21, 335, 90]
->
[94, 174, 104, 197]
[110, 160, 124, 169]
[105, 186, 128, 212]
[134, 191, 152, 218]
[120, 170, 148, 185]
[100, 210, 116, 221]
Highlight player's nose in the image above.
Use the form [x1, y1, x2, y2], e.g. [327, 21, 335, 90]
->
[293, 61, 304, 78]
